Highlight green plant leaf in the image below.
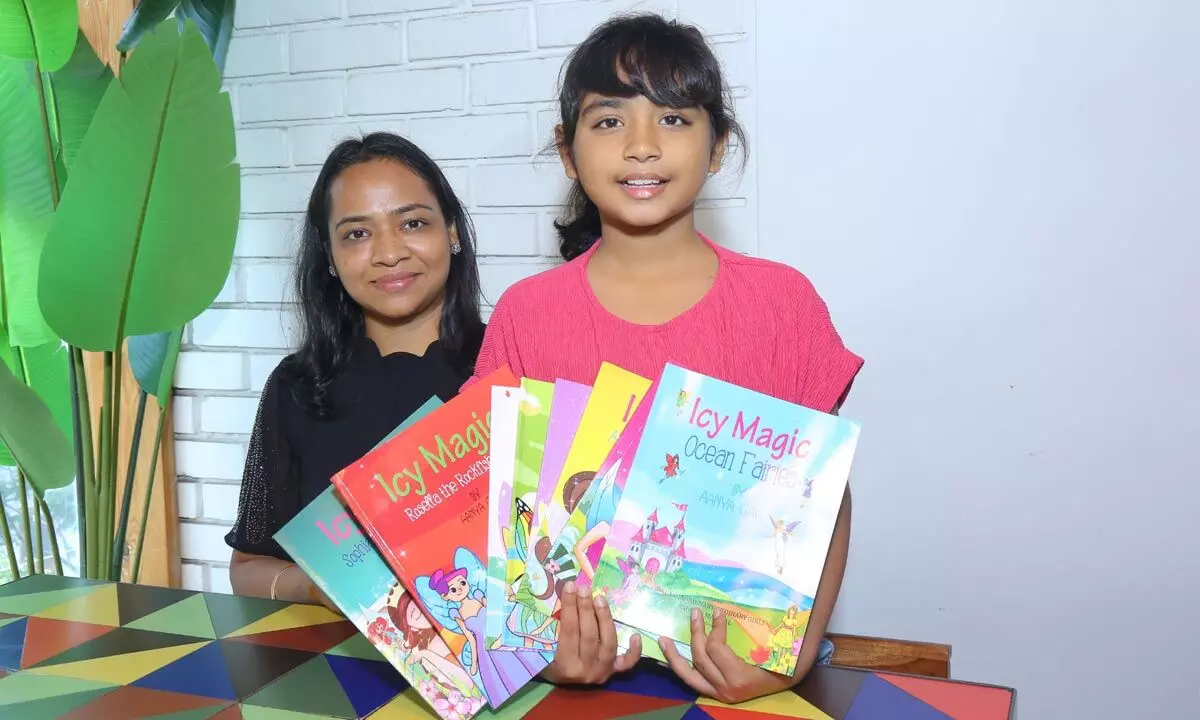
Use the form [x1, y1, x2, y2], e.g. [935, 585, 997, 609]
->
[127, 327, 183, 407]
[37, 21, 240, 352]
[0, 328, 71, 468]
[0, 336, 74, 496]
[0, 0, 79, 72]
[49, 33, 111, 173]
[178, 0, 234, 75]
[116, 0, 179, 53]
[0, 55, 57, 348]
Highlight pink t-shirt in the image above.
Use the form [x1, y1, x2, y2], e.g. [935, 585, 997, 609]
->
[467, 234, 863, 414]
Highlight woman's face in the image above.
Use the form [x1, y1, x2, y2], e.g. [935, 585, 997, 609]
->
[444, 576, 470, 602]
[327, 159, 454, 328]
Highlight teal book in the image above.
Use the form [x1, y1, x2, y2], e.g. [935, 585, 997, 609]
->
[275, 396, 490, 720]
[591, 364, 861, 676]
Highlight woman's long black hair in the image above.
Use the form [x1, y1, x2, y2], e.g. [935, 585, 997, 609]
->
[552, 13, 748, 261]
[287, 132, 485, 417]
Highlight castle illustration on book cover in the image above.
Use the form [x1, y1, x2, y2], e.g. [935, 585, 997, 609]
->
[592, 363, 861, 676]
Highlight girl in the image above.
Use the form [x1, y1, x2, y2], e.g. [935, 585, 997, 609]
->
[227, 132, 486, 607]
[468, 14, 861, 703]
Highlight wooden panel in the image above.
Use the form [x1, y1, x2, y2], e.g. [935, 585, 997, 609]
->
[82, 349, 180, 588]
[77, 0, 136, 74]
[826, 632, 951, 679]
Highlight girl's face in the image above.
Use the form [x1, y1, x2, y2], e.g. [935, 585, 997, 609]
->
[444, 576, 470, 602]
[406, 600, 430, 628]
[559, 92, 724, 232]
[327, 159, 455, 329]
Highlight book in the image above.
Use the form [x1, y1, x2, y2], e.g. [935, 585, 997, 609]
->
[518, 363, 652, 618]
[484, 386, 556, 656]
[591, 364, 861, 676]
[333, 367, 545, 709]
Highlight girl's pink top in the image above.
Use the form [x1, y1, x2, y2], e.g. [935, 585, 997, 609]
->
[466, 234, 863, 413]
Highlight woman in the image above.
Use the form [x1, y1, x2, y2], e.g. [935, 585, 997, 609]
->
[226, 132, 486, 606]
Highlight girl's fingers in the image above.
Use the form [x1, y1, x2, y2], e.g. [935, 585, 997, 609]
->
[659, 636, 719, 698]
[613, 632, 642, 673]
[687, 609, 729, 688]
[705, 610, 748, 678]
[556, 582, 579, 660]
[593, 593, 618, 663]
[576, 588, 600, 662]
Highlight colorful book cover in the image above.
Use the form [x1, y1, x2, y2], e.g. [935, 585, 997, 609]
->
[591, 364, 861, 676]
[484, 386, 556, 657]
[508, 378, 553, 594]
[333, 367, 546, 709]
[519, 363, 652, 618]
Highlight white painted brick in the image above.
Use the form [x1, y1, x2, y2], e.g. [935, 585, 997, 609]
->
[536, 0, 674, 48]
[349, 0, 459, 16]
[347, 67, 465, 115]
[172, 395, 197, 434]
[235, 0, 340, 28]
[239, 79, 344, 123]
[473, 161, 570, 207]
[470, 57, 564, 106]
[224, 33, 286, 77]
[471, 213, 539, 256]
[213, 268, 238, 304]
[408, 10, 529, 61]
[291, 25, 402, 73]
[180, 522, 234, 563]
[537, 108, 560, 149]
[695, 203, 756, 255]
[538, 214, 566, 257]
[290, 120, 407, 166]
[177, 481, 200, 519]
[208, 567, 233, 594]
[235, 127, 288, 168]
[192, 308, 293, 349]
[678, 0, 754, 36]
[249, 353, 287, 392]
[176, 441, 246, 481]
[180, 562, 206, 591]
[200, 396, 261, 435]
[712, 38, 754, 91]
[440, 165, 471, 205]
[479, 261, 557, 306]
[175, 352, 246, 391]
[407, 113, 531, 160]
[241, 171, 318, 214]
[201, 483, 243, 523]
[243, 262, 293, 304]
[699, 148, 752, 199]
[235, 217, 299, 258]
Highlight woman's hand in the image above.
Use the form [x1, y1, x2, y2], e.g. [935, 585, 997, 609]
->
[660, 608, 795, 704]
[541, 582, 641, 685]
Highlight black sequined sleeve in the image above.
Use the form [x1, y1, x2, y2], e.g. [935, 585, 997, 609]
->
[224, 365, 298, 561]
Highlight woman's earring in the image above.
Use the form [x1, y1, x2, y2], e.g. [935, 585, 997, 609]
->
[450, 242, 461, 255]
[328, 265, 337, 277]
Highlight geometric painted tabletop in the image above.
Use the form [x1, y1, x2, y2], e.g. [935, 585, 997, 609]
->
[0, 574, 1016, 719]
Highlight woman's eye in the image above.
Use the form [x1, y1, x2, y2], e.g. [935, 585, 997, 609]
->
[345, 228, 369, 240]
[401, 218, 427, 231]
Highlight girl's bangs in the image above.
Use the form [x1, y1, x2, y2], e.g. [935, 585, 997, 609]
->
[567, 31, 721, 111]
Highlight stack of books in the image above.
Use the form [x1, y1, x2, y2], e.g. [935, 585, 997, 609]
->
[275, 363, 861, 719]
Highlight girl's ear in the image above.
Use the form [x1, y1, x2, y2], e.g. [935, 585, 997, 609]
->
[555, 124, 578, 180]
[709, 133, 728, 174]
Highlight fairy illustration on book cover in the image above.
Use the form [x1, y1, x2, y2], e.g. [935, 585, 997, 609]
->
[417, 547, 543, 706]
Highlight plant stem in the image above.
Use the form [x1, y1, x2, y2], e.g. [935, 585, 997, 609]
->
[35, 481, 44, 574]
[108, 343, 125, 581]
[112, 391, 146, 581]
[16, 469, 33, 576]
[39, 498, 62, 575]
[68, 346, 88, 578]
[0, 482, 19, 581]
[131, 406, 166, 584]
[96, 351, 113, 580]
[33, 65, 62, 206]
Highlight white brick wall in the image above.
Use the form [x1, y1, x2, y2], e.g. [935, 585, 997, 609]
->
[177, 0, 758, 591]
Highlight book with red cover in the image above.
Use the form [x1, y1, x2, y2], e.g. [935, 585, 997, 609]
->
[332, 366, 543, 710]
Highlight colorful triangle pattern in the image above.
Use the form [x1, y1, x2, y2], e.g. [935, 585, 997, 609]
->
[0, 575, 1015, 719]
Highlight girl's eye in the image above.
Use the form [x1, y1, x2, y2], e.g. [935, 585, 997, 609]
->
[594, 117, 621, 130]
[661, 114, 689, 126]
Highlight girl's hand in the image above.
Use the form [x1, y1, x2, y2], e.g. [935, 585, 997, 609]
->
[542, 582, 641, 685]
[660, 608, 795, 704]
[305, 579, 343, 616]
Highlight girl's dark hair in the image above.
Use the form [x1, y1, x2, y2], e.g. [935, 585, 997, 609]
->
[552, 13, 747, 260]
[288, 132, 485, 417]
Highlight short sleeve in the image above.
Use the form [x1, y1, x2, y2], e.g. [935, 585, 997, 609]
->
[462, 295, 524, 389]
[224, 365, 300, 560]
[796, 281, 863, 413]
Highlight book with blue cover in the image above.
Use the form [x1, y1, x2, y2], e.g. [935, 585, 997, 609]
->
[591, 363, 861, 676]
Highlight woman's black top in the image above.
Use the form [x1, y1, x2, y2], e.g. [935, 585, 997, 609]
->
[225, 336, 472, 561]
